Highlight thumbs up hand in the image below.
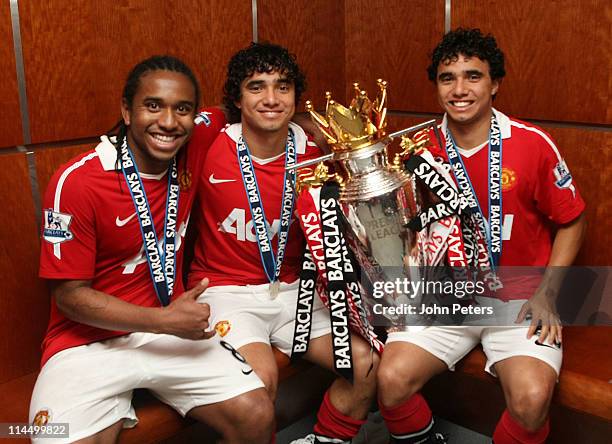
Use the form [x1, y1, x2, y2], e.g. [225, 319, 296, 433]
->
[158, 278, 216, 340]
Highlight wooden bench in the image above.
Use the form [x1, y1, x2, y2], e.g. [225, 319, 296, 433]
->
[422, 326, 612, 443]
[0, 349, 323, 444]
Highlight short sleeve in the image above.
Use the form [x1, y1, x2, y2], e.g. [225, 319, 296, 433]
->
[533, 133, 585, 225]
[39, 167, 97, 280]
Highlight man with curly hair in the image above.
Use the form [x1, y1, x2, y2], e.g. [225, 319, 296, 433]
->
[376, 28, 586, 443]
[189, 42, 379, 444]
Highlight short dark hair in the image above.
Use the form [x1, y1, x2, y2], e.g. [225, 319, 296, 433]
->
[122, 55, 200, 110]
[427, 28, 505, 82]
[223, 42, 306, 123]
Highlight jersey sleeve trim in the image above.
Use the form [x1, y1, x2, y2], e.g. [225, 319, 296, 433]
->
[51, 152, 99, 260]
[510, 121, 564, 163]
[53, 152, 99, 211]
[39, 267, 95, 280]
[553, 198, 585, 225]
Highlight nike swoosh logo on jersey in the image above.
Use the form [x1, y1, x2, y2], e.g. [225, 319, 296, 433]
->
[209, 174, 236, 184]
[115, 212, 137, 227]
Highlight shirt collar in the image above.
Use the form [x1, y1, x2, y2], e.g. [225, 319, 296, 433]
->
[95, 135, 120, 171]
[225, 121, 308, 154]
[95, 135, 167, 179]
[441, 107, 511, 140]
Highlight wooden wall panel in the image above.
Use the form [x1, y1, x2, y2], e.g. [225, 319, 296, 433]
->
[387, 114, 440, 133]
[0, 1, 23, 148]
[453, 0, 611, 124]
[386, 113, 441, 154]
[18, 0, 252, 144]
[544, 127, 611, 265]
[35, 143, 94, 198]
[258, 0, 346, 110]
[0, 152, 47, 384]
[344, 0, 445, 113]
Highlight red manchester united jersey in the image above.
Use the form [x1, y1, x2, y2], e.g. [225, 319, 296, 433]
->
[189, 122, 322, 287]
[428, 109, 585, 298]
[39, 107, 225, 365]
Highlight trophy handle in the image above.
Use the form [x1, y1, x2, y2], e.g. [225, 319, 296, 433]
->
[286, 119, 438, 172]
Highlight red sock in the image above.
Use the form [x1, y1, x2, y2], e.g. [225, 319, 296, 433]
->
[270, 431, 276, 444]
[313, 390, 365, 442]
[493, 410, 550, 444]
[379, 393, 433, 442]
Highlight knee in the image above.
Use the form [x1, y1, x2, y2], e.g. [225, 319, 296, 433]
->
[254, 368, 279, 401]
[352, 340, 380, 386]
[506, 382, 553, 430]
[227, 389, 275, 443]
[377, 359, 422, 407]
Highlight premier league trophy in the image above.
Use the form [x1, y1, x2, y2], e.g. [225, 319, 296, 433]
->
[291, 80, 459, 328]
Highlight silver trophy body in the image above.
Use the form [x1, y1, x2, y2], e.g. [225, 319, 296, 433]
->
[296, 80, 440, 327]
[334, 140, 428, 326]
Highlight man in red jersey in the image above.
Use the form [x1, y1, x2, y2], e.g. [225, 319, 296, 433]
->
[189, 43, 379, 444]
[376, 29, 586, 443]
[32, 56, 273, 444]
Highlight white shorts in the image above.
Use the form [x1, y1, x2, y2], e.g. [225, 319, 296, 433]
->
[29, 332, 264, 444]
[387, 299, 562, 376]
[199, 280, 332, 355]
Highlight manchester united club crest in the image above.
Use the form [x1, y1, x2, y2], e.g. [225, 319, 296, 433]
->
[214, 320, 231, 337]
[179, 170, 192, 191]
[501, 167, 517, 192]
[33, 409, 51, 427]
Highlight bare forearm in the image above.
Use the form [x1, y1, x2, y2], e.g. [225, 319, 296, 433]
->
[548, 213, 586, 267]
[54, 282, 163, 333]
[517, 215, 584, 342]
[538, 213, 587, 294]
[53, 279, 214, 340]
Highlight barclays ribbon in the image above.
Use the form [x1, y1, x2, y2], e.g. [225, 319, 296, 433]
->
[443, 113, 503, 268]
[291, 245, 317, 361]
[119, 137, 179, 306]
[320, 181, 354, 382]
[237, 130, 297, 285]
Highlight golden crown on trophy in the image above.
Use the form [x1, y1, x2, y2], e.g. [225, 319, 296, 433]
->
[305, 79, 388, 152]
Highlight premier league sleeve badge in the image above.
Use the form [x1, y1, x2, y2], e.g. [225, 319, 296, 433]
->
[43, 209, 74, 244]
[553, 159, 576, 197]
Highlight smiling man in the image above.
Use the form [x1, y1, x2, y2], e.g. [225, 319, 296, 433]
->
[189, 43, 379, 444]
[31, 55, 273, 444]
[376, 29, 586, 444]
